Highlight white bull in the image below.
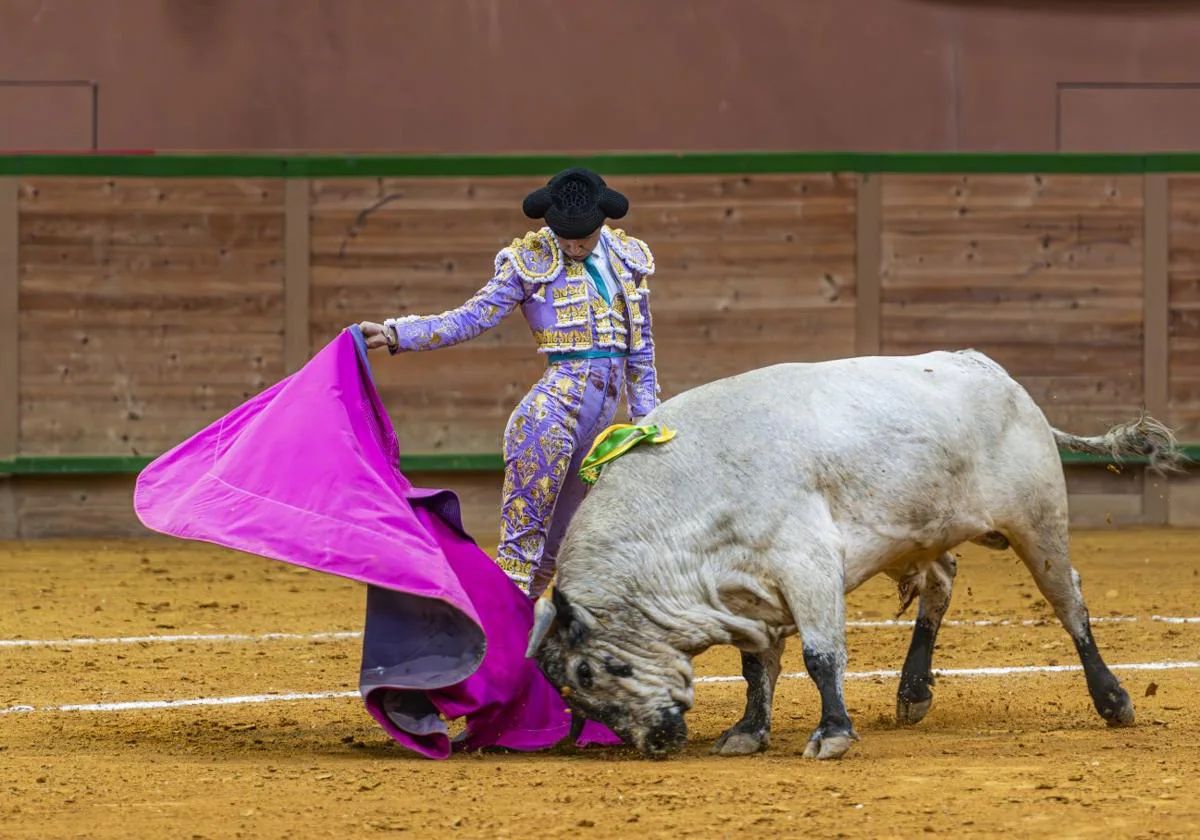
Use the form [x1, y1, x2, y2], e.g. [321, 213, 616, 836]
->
[526, 350, 1183, 759]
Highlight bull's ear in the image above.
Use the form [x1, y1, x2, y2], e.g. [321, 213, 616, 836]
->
[525, 595, 558, 658]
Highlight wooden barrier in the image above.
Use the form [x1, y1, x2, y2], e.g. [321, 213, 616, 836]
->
[1, 153, 1199, 537]
[16, 178, 286, 456]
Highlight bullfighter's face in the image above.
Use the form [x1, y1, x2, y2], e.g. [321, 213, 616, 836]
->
[556, 228, 602, 262]
[530, 588, 695, 758]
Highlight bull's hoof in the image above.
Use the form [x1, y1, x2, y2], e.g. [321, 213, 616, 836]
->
[896, 694, 932, 725]
[802, 727, 858, 760]
[711, 727, 769, 756]
[1100, 688, 1135, 727]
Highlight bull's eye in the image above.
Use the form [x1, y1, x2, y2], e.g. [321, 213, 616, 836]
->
[575, 661, 594, 689]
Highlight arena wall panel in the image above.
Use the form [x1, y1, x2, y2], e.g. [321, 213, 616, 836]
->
[1168, 177, 1200, 441]
[0, 156, 1196, 536]
[16, 178, 286, 455]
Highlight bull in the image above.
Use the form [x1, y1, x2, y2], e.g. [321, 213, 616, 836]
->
[525, 350, 1184, 759]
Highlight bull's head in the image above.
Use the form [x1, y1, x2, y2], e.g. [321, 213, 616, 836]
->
[526, 587, 695, 758]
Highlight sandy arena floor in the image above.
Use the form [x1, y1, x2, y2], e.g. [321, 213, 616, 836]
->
[2, 530, 1198, 839]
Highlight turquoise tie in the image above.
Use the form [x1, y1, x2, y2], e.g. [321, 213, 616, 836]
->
[583, 258, 612, 306]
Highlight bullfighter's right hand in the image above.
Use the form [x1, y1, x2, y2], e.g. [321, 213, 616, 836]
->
[358, 321, 397, 352]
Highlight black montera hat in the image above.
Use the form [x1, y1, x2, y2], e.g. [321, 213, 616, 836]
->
[522, 168, 629, 239]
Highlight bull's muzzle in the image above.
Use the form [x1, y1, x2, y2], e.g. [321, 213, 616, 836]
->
[640, 705, 688, 759]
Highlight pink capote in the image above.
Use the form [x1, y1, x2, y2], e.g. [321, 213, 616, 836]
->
[133, 326, 618, 759]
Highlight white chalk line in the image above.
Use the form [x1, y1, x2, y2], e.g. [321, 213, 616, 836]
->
[3, 615, 1197, 650]
[0, 690, 360, 715]
[3, 660, 1198, 717]
[846, 616, 1142, 629]
[695, 661, 1200, 684]
[0, 630, 362, 649]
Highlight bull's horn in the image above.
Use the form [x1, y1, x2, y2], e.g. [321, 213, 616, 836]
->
[525, 594, 558, 658]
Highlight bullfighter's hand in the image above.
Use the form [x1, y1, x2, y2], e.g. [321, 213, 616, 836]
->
[358, 321, 397, 351]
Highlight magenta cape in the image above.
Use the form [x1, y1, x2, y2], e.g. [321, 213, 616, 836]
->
[133, 327, 617, 758]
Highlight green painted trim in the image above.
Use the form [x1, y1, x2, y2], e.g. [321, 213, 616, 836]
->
[1059, 446, 1199, 466]
[0, 455, 152, 474]
[1, 447, 1194, 476]
[0, 453, 505, 475]
[8, 151, 1200, 178]
[400, 453, 505, 472]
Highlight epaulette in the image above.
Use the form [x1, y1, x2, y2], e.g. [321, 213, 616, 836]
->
[495, 228, 563, 284]
[603, 227, 655, 277]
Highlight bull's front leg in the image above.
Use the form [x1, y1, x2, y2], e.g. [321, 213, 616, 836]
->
[896, 551, 957, 725]
[773, 535, 858, 760]
[801, 643, 857, 760]
[711, 636, 784, 756]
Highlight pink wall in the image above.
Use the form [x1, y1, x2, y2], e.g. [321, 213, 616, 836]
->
[3, 1, 1200, 152]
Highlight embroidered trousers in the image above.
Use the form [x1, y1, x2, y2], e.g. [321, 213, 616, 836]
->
[495, 357, 625, 597]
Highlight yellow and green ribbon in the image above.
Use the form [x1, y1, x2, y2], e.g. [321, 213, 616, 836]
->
[578, 423, 676, 485]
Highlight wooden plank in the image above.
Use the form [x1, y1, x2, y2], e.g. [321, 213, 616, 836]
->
[881, 173, 1146, 438]
[308, 173, 856, 210]
[1066, 493, 1144, 528]
[18, 178, 285, 212]
[856, 173, 881, 355]
[1168, 176, 1200, 440]
[1142, 174, 1170, 525]
[883, 235, 1144, 275]
[1063, 463, 1143, 495]
[1168, 472, 1200, 526]
[285, 179, 311, 373]
[9, 475, 148, 538]
[315, 203, 856, 238]
[882, 174, 1142, 209]
[17, 177, 286, 454]
[0, 177, 17, 462]
[0, 479, 15, 539]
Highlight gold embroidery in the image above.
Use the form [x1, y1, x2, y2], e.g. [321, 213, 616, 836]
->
[532, 327, 592, 353]
[504, 229, 562, 282]
[608, 247, 628, 281]
[555, 302, 589, 327]
[606, 227, 655, 275]
[496, 555, 532, 577]
[552, 282, 588, 305]
[514, 456, 539, 489]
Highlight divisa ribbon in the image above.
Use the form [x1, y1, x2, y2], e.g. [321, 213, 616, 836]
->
[578, 423, 676, 485]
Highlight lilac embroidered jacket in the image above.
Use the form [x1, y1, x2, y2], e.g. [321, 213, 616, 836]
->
[385, 226, 661, 420]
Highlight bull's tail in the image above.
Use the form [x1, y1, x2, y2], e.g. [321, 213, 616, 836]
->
[1051, 414, 1188, 475]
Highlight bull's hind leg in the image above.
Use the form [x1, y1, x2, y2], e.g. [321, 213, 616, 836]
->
[711, 636, 785, 756]
[896, 552, 957, 725]
[1009, 516, 1134, 727]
